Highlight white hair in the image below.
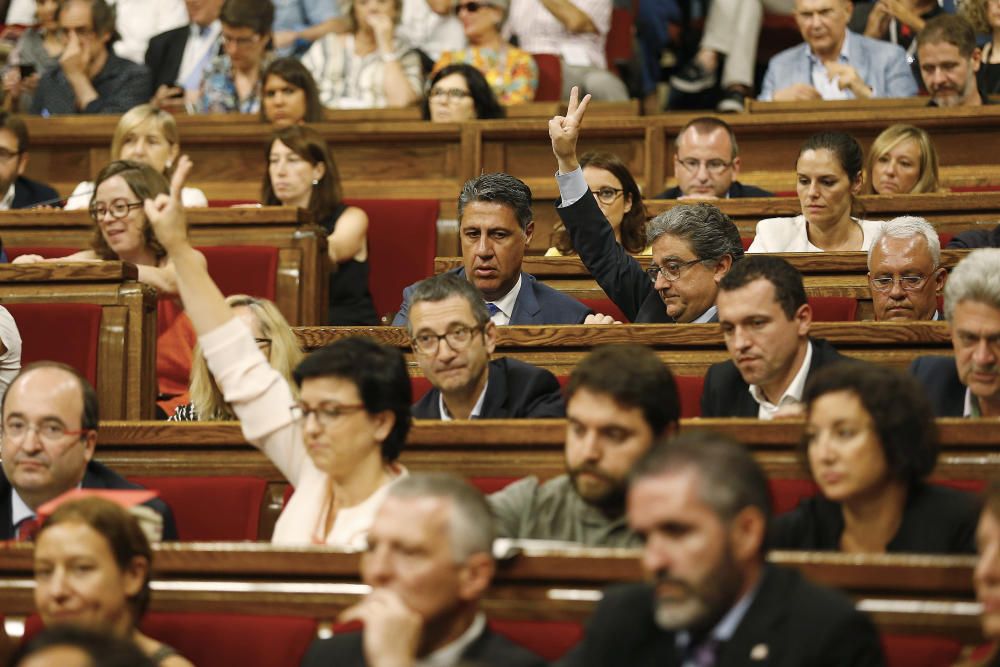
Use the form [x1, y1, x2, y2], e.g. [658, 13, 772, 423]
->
[944, 249, 1000, 320]
[867, 216, 941, 270]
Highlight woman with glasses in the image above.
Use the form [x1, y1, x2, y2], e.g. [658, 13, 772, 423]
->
[770, 362, 979, 554]
[749, 131, 883, 253]
[547, 151, 649, 256]
[863, 124, 941, 196]
[63, 104, 208, 210]
[260, 57, 325, 127]
[170, 295, 303, 421]
[431, 0, 537, 104]
[263, 125, 378, 325]
[422, 63, 504, 121]
[301, 0, 422, 109]
[195, 0, 273, 114]
[143, 156, 412, 546]
[962, 0, 1000, 96]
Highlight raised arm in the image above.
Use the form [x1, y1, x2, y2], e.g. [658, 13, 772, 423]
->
[548, 86, 591, 174]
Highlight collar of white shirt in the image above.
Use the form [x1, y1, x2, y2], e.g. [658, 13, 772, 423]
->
[415, 612, 487, 667]
[0, 182, 16, 210]
[750, 341, 813, 420]
[692, 305, 718, 324]
[485, 274, 522, 326]
[439, 378, 489, 420]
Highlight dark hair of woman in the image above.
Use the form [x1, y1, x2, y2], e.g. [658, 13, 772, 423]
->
[421, 64, 505, 120]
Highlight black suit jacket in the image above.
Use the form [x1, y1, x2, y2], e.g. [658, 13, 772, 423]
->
[144, 25, 190, 90]
[910, 355, 965, 417]
[412, 356, 565, 419]
[12, 176, 59, 209]
[300, 623, 547, 667]
[700, 338, 850, 417]
[558, 565, 884, 667]
[655, 181, 774, 199]
[0, 460, 178, 540]
[947, 224, 1000, 249]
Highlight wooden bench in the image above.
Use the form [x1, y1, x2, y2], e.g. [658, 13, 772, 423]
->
[0, 207, 327, 325]
[0, 263, 156, 419]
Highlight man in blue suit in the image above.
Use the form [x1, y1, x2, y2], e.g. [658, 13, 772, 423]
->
[393, 172, 591, 326]
[760, 0, 918, 101]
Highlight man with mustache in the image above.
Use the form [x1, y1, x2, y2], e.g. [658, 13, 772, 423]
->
[702, 255, 851, 418]
[868, 216, 947, 322]
[912, 249, 1000, 417]
[917, 14, 989, 108]
[488, 344, 679, 547]
[393, 172, 591, 327]
[0, 362, 177, 540]
[561, 432, 884, 667]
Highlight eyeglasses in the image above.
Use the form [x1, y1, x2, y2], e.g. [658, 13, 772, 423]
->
[411, 324, 484, 354]
[645, 258, 706, 283]
[869, 274, 929, 293]
[591, 187, 624, 205]
[429, 87, 472, 101]
[88, 199, 143, 222]
[1, 419, 89, 444]
[54, 26, 95, 41]
[291, 402, 366, 427]
[0, 148, 21, 162]
[221, 33, 261, 48]
[453, 1, 495, 14]
[676, 157, 733, 175]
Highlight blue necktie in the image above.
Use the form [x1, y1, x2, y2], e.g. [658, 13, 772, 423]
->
[486, 303, 501, 317]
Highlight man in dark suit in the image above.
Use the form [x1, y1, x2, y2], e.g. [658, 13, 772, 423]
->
[407, 273, 564, 419]
[551, 89, 744, 324]
[911, 249, 1000, 418]
[868, 216, 947, 322]
[301, 473, 545, 667]
[0, 362, 177, 541]
[0, 112, 59, 211]
[393, 172, 591, 326]
[145, 0, 224, 109]
[562, 431, 884, 667]
[702, 255, 851, 418]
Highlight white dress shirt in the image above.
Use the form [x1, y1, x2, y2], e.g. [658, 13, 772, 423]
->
[750, 341, 813, 420]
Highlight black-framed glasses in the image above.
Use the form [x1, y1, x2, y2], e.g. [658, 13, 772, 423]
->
[645, 258, 706, 283]
[411, 324, 484, 354]
[88, 199, 143, 222]
[429, 87, 472, 101]
[869, 274, 929, 293]
[221, 33, 260, 48]
[591, 187, 624, 205]
[676, 157, 733, 175]
[291, 401, 366, 427]
[453, 1, 495, 13]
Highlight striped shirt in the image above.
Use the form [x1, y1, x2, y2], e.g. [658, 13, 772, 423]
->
[503, 0, 611, 69]
[302, 33, 423, 109]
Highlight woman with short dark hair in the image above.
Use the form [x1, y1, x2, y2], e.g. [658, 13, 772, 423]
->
[422, 63, 504, 121]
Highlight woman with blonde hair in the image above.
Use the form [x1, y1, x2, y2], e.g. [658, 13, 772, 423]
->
[65, 104, 207, 210]
[170, 294, 303, 421]
[864, 124, 941, 195]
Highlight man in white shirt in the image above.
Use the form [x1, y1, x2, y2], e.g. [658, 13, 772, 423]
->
[702, 255, 851, 417]
[868, 216, 947, 322]
[300, 473, 546, 667]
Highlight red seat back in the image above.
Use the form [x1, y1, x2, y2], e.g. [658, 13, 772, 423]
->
[6, 246, 80, 260]
[937, 232, 954, 247]
[5, 303, 101, 388]
[533, 54, 563, 101]
[769, 479, 820, 516]
[605, 8, 633, 65]
[128, 476, 267, 541]
[881, 634, 964, 667]
[346, 199, 438, 322]
[197, 245, 279, 301]
[808, 296, 858, 322]
[491, 619, 583, 661]
[411, 376, 433, 402]
[579, 297, 628, 323]
[208, 199, 258, 207]
[676, 375, 704, 418]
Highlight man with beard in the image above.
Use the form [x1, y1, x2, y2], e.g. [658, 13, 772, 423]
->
[488, 344, 679, 547]
[561, 431, 884, 667]
[917, 14, 989, 108]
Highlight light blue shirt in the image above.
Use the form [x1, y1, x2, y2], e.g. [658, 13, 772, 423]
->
[676, 576, 762, 666]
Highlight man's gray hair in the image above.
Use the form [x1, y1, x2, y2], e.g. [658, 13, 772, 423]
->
[646, 203, 743, 264]
[405, 273, 490, 335]
[944, 249, 1000, 320]
[457, 172, 533, 232]
[386, 473, 495, 562]
[867, 216, 941, 270]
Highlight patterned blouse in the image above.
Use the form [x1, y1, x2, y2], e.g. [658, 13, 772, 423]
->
[433, 46, 538, 105]
[195, 53, 267, 114]
[301, 33, 423, 109]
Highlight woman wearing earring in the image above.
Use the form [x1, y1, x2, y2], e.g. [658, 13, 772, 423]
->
[262, 125, 378, 325]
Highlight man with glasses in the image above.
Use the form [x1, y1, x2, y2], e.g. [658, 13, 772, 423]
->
[407, 273, 564, 419]
[655, 117, 772, 200]
[868, 216, 947, 322]
[32, 0, 152, 115]
[551, 90, 743, 323]
[0, 362, 177, 540]
[912, 249, 1000, 417]
[0, 112, 59, 211]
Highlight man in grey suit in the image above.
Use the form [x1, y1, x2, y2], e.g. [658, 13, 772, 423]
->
[760, 0, 918, 101]
[393, 172, 591, 326]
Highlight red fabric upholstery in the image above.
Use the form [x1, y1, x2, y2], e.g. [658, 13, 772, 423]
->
[937, 233, 954, 247]
[933, 478, 987, 494]
[769, 479, 819, 516]
[139, 613, 318, 667]
[676, 375, 704, 418]
[208, 199, 258, 207]
[410, 376, 433, 402]
[605, 8, 633, 65]
[5, 303, 101, 388]
[470, 476, 521, 493]
[741, 237, 753, 251]
[533, 53, 563, 101]
[491, 619, 584, 661]
[579, 297, 629, 323]
[345, 199, 438, 322]
[6, 246, 79, 260]
[881, 634, 964, 667]
[128, 476, 267, 541]
[808, 296, 858, 322]
[197, 245, 279, 301]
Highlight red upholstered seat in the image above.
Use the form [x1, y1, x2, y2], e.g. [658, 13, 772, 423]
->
[470, 476, 522, 494]
[5, 302, 101, 388]
[411, 376, 433, 402]
[197, 245, 279, 301]
[676, 375, 704, 418]
[937, 233, 954, 247]
[881, 634, 964, 667]
[139, 613, 318, 667]
[769, 479, 819, 516]
[127, 476, 267, 541]
[345, 198, 439, 323]
[6, 246, 80, 260]
[605, 8, 633, 66]
[208, 199, 258, 207]
[491, 618, 584, 661]
[579, 297, 629, 323]
[533, 54, 563, 101]
[808, 296, 858, 322]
